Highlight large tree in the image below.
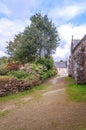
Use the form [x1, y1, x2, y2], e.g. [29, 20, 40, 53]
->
[7, 12, 60, 62]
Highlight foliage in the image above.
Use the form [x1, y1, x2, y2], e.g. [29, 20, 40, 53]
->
[41, 69, 57, 80]
[0, 68, 8, 75]
[0, 61, 19, 75]
[0, 60, 57, 97]
[6, 33, 23, 57]
[0, 57, 9, 75]
[8, 70, 31, 79]
[0, 57, 20, 75]
[0, 57, 57, 80]
[29, 63, 44, 72]
[35, 57, 57, 80]
[7, 12, 60, 63]
[5, 62, 19, 71]
[36, 57, 54, 70]
[0, 65, 9, 75]
[0, 56, 8, 64]
[66, 77, 86, 102]
[29, 13, 60, 58]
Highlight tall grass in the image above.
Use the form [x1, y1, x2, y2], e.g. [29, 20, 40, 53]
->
[66, 77, 86, 102]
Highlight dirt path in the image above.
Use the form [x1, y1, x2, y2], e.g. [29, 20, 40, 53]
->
[0, 76, 86, 130]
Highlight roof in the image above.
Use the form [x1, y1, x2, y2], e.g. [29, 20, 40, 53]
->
[55, 61, 67, 68]
[80, 34, 86, 42]
[73, 39, 80, 49]
[72, 34, 86, 52]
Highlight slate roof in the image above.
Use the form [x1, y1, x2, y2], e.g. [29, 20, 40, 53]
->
[72, 34, 86, 51]
[80, 34, 86, 42]
[73, 39, 80, 49]
[55, 61, 67, 68]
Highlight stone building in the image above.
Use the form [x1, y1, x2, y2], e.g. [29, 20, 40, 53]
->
[68, 35, 86, 84]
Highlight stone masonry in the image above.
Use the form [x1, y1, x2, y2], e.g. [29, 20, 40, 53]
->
[68, 35, 86, 84]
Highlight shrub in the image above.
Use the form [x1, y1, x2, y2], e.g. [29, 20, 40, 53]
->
[0, 68, 8, 75]
[30, 63, 43, 73]
[8, 70, 31, 79]
[41, 69, 57, 80]
[0, 65, 9, 75]
[36, 57, 54, 70]
[40, 71, 48, 80]
[42, 66, 48, 72]
[47, 70, 54, 77]
[5, 62, 19, 71]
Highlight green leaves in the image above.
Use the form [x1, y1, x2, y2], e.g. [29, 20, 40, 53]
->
[7, 12, 60, 63]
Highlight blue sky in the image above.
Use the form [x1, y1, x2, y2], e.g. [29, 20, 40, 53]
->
[0, 0, 86, 61]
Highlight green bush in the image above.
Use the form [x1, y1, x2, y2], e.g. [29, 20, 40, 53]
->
[30, 63, 43, 72]
[0, 65, 9, 75]
[36, 57, 54, 70]
[47, 70, 54, 77]
[0, 68, 9, 75]
[40, 71, 48, 80]
[0, 61, 20, 75]
[41, 69, 57, 80]
[5, 62, 19, 71]
[8, 70, 31, 79]
[43, 66, 48, 72]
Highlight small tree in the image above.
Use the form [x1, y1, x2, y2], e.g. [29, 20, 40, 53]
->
[7, 12, 60, 62]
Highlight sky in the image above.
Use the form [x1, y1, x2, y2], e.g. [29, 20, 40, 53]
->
[0, 0, 86, 61]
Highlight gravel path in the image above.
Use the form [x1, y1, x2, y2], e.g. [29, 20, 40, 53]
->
[0, 76, 86, 130]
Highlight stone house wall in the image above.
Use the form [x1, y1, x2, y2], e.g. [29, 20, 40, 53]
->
[68, 35, 86, 84]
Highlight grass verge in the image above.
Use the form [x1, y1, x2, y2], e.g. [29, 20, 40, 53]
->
[66, 77, 86, 102]
[0, 84, 46, 103]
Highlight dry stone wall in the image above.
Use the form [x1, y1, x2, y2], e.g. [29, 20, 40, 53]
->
[0, 78, 41, 97]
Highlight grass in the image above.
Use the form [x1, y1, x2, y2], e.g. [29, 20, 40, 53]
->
[0, 84, 46, 103]
[79, 128, 86, 130]
[0, 110, 9, 117]
[15, 129, 23, 130]
[78, 128, 86, 130]
[66, 77, 86, 102]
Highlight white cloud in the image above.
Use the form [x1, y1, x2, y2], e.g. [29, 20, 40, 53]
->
[58, 23, 86, 41]
[49, 2, 86, 22]
[52, 44, 69, 60]
[53, 23, 86, 61]
[0, 50, 8, 57]
[0, 18, 30, 55]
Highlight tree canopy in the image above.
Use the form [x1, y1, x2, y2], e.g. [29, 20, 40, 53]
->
[7, 12, 60, 63]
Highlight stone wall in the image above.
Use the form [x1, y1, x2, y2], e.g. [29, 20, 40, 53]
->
[68, 36, 86, 84]
[0, 78, 41, 97]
